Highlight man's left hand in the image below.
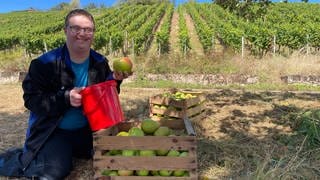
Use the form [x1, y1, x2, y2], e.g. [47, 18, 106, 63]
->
[113, 71, 133, 80]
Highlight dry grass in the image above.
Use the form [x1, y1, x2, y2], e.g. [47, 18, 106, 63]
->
[1, 84, 320, 179]
[232, 54, 320, 83]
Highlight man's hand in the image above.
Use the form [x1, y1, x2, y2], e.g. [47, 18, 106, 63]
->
[113, 71, 133, 80]
[70, 87, 85, 107]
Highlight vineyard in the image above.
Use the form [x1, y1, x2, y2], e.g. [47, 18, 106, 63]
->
[1, 2, 320, 59]
[1, 2, 320, 179]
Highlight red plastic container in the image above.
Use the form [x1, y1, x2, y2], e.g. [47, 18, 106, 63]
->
[81, 80, 124, 131]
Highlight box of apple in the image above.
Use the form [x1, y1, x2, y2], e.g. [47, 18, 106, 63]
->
[149, 90, 206, 121]
[93, 118, 198, 179]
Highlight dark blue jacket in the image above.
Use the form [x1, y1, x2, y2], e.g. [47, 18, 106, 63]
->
[20, 44, 120, 171]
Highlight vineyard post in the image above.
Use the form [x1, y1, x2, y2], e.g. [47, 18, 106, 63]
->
[158, 42, 161, 56]
[125, 31, 128, 55]
[273, 35, 276, 56]
[241, 36, 244, 59]
[132, 38, 135, 59]
[21, 40, 28, 59]
[211, 36, 215, 51]
[306, 34, 309, 55]
[43, 41, 48, 53]
[109, 36, 112, 56]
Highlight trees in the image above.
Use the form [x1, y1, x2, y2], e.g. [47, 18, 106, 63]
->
[213, 0, 272, 21]
[50, 3, 70, 11]
[50, 0, 80, 11]
[115, 0, 169, 5]
[84, 3, 97, 10]
[69, 0, 80, 9]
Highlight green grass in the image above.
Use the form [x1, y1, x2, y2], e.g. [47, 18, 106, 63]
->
[0, 48, 32, 72]
[123, 79, 320, 92]
[2, 48, 320, 93]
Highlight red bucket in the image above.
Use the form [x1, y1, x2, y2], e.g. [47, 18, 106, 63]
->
[81, 80, 124, 131]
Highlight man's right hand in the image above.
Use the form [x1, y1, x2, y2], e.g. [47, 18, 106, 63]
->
[70, 87, 85, 107]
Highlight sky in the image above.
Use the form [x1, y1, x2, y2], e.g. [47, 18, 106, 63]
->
[0, 0, 319, 13]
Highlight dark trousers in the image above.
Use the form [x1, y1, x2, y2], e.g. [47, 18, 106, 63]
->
[3, 126, 93, 180]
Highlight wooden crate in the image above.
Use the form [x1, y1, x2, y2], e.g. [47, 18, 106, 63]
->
[93, 120, 198, 180]
[149, 90, 206, 122]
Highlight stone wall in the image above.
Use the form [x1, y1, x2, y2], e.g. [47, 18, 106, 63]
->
[281, 75, 320, 85]
[1, 71, 320, 86]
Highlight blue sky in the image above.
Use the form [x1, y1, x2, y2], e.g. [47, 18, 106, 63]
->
[1, 0, 319, 13]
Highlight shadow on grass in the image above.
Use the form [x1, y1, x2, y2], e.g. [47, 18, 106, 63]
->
[195, 89, 320, 179]
[1, 89, 320, 179]
[0, 111, 28, 153]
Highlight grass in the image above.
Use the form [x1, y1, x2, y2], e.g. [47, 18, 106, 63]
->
[123, 79, 320, 92]
[2, 48, 320, 93]
[1, 81, 320, 179]
[0, 48, 32, 72]
[1, 12, 320, 179]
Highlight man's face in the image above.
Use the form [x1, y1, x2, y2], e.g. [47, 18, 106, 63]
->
[64, 15, 94, 53]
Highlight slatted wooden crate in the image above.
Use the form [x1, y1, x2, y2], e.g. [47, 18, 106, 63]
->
[93, 120, 198, 180]
[149, 90, 206, 122]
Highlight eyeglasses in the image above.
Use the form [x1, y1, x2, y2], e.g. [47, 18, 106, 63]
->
[68, 25, 95, 34]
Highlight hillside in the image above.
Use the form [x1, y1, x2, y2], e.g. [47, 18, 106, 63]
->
[1, 2, 320, 58]
[0, 2, 320, 84]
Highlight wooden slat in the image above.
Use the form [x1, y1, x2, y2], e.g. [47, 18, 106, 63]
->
[150, 111, 206, 122]
[149, 93, 206, 109]
[150, 107, 183, 118]
[95, 175, 198, 180]
[94, 136, 196, 150]
[93, 156, 197, 170]
[149, 95, 185, 108]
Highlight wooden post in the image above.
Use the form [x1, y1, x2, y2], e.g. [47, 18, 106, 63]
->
[306, 34, 309, 55]
[241, 36, 244, 59]
[109, 36, 112, 56]
[132, 38, 135, 59]
[211, 35, 215, 50]
[158, 42, 161, 56]
[273, 35, 276, 56]
[43, 41, 48, 52]
[124, 31, 128, 55]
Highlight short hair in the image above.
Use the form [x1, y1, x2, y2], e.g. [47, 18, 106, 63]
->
[64, 9, 95, 28]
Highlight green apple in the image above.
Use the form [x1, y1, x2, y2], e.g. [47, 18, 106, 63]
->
[139, 150, 156, 156]
[113, 57, 133, 73]
[108, 170, 118, 176]
[173, 169, 185, 177]
[167, 150, 180, 157]
[136, 170, 149, 176]
[156, 149, 169, 156]
[159, 170, 173, 176]
[118, 170, 133, 176]
[122, 150, 136, 156]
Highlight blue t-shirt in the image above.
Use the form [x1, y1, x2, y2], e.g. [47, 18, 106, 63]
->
[59, 57, 89, 130]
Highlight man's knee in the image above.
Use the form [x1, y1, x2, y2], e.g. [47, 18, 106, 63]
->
[37, 164, 72, 180]
[24, 161, 72, 180]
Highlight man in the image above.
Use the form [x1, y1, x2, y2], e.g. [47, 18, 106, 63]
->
[0, 9, 131, 179]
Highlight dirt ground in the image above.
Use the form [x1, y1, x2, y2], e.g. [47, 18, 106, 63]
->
[1, 83, 320, 179]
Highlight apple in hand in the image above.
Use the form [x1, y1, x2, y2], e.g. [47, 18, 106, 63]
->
[113, 57, 133, 73]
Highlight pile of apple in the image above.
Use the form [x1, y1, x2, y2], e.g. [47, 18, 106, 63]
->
[162, 91, 196, 101]
[101, 119, 189, 177]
